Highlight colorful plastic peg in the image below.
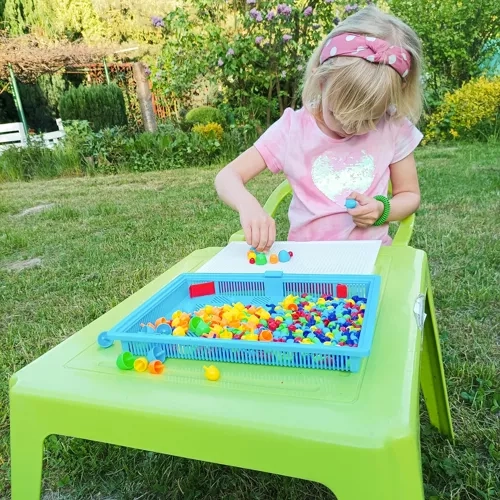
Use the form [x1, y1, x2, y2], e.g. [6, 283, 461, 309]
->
[278, 250, 291, 263]
[256, 253, 267, 265]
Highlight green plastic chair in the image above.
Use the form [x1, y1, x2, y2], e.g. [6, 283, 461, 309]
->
[229, 179, 415, 246]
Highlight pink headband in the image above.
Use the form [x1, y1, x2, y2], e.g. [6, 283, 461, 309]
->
[320, 33, 411, 79]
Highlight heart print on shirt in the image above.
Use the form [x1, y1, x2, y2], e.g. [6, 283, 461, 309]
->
[310, 149, 376, 206]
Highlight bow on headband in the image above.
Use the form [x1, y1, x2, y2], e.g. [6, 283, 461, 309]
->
[320, 33, 411, 78]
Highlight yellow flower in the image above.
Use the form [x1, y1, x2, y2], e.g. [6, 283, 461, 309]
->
[192, 122, 223, 140]
[425, 76, 500, 142]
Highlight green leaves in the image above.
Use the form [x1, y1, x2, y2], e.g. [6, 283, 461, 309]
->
[185, 106, 226, 126]
[153, 0, 355, 124]
[59, 84, 127, 131]
[388, 0, 500, 93]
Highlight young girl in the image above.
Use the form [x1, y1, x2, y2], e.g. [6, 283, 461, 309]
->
[215, 5, 423, 251]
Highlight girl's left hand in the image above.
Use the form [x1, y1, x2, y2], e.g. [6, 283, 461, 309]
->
[347, 192, 385, 228]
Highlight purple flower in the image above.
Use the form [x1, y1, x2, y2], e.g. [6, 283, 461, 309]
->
[144, 66, 151, 76]
[151, 16, 164, 28]
[297, 64, 304, 71]
[281, 70, 287, 78]
[312, 23, 321, 30]
[227, 48, 235, 56]
[283, 34, 292, 42]
[303, 6, 313, 16]
[345, 4, 359, 12]
[325, 0, 335, 3]
[218, 58, 224, 67]
[250, 8, 263, 22]
[277, 4, 292, 16]
[266, 10, 276, 21]
[246, 0, 256, 3]
[255, 36, 264, 45]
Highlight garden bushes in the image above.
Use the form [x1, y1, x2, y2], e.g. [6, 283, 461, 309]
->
[0, 119, 254, 182]
[185, 106, 225, 126]
[425, 76, 500, 142]
[192, 122, 224, 140]
[59, 84, 127, 131]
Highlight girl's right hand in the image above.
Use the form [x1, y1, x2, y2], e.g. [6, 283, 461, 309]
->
[214, 146, 276, 251]
[239, 201, 276, 252]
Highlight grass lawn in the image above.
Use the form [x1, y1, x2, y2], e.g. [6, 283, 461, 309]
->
[0, 142, 499, 499]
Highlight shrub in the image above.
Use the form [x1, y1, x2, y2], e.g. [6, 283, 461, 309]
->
[59, 84, 127, 131]
[185, 106, 225, 126]
[425, 76, 500, 143]
[0, 119, 256, 182]
[192, 122, 224, 140]
[389, 0, 500, 95]
[153, 1, 360, 126]
[18, 82, 55, 132]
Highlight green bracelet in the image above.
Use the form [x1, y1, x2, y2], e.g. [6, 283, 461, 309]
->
[373, 195, 390, 226]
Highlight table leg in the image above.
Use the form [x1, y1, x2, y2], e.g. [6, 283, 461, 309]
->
[420, 268, 454, 441]
[321, 437, 425, 500]
[10, 395, 46, 499]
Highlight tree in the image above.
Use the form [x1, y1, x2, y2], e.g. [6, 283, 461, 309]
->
[153, 0, 362, 125]
[1, 0, 177, 43]
[388, 0, 500, 96]
[133, 62, 157, 132]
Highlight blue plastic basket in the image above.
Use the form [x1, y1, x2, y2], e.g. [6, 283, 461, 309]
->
[102, 271, 381, 372]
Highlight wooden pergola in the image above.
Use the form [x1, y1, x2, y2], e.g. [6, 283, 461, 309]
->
[0, 32, 116, 133]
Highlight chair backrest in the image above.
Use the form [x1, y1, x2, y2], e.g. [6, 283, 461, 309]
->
[42, 130, 65, 148]
[0, 122, 27, 153]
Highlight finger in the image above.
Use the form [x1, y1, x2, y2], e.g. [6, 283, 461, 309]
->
[243, 224, 253, 246]
[349, 204, 375, 217]
[352, 212, 373, 223]
[349, 191, 371, 205]
[250, 223, 261, 250]
[353, 211, 378, 221]
[257, 222, 269, 252]
[353, 220, 371, 228]
[352, 215, 376, 226]
[354, 214, 378, 226]
[266, 219, 276, 252]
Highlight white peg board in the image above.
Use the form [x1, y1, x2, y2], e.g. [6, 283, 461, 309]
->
[197, 241, 381, 275]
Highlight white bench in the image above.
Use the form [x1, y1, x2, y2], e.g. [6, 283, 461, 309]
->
[41, 120, 66, 148]
[0, 122, 27, 154]
[0, 120, 66, 152]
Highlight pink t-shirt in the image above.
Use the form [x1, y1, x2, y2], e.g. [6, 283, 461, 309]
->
[254, 107, 422, 245]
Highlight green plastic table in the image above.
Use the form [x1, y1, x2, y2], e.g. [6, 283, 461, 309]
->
[10, 245, 453, 500]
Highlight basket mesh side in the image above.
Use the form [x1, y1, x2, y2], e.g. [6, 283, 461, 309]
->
[284, 281, 368, 298]
[218, 280, 265, 296]
[122, 340, 352, 372]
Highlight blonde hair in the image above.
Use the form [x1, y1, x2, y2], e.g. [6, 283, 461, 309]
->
[302, 5, 423, 134]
